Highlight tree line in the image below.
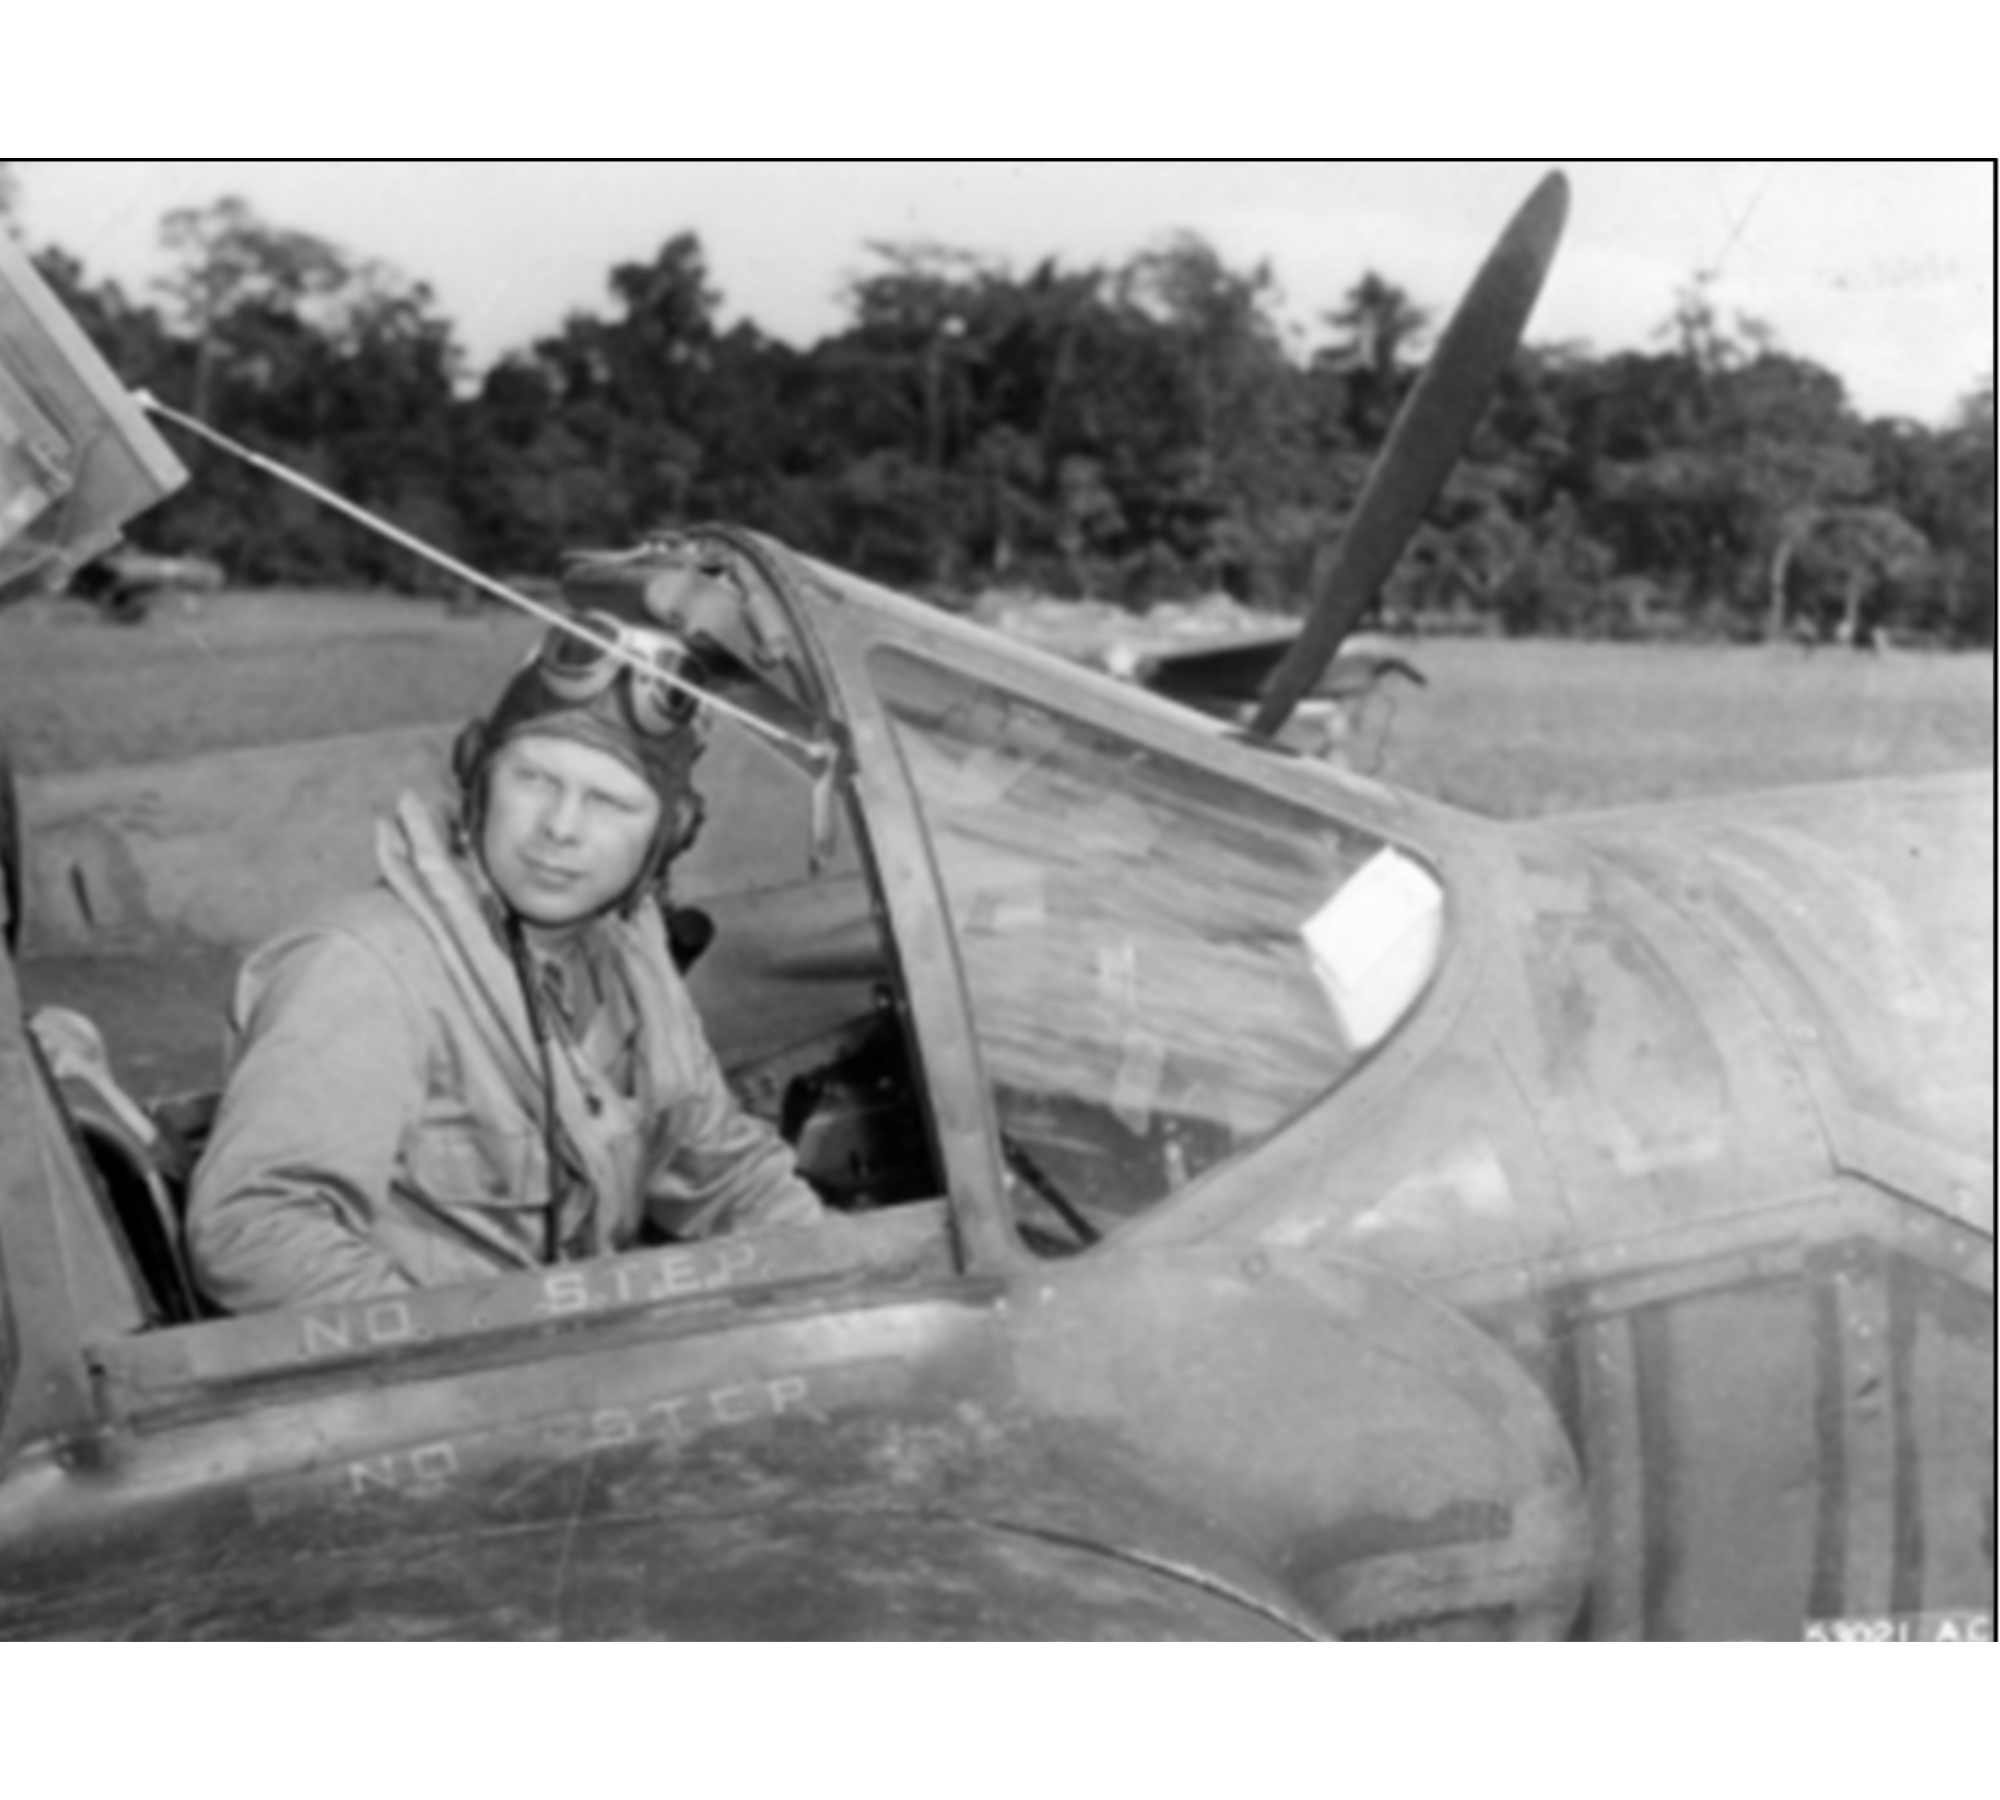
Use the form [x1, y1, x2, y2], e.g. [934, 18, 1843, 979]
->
[6, 179, 1993, 645]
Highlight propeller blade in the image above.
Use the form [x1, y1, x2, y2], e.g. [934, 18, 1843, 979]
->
[1248, 169, 1570, 740]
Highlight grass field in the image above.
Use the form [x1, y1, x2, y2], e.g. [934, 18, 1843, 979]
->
[3, 588, 2000, 812]
[1377, 632, 1994, 817]
[3, 587, 1992, 812]
[0, 591, 541, 777]
[4, 587, 1993, 1096]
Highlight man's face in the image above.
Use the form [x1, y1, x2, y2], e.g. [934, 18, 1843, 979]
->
[481, 734, 663, 934]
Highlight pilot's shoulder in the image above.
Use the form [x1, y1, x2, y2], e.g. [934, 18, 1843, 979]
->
[238, 888, 442, 1013]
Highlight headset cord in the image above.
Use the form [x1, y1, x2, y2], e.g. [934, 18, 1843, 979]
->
[505, 914, 570, 1266]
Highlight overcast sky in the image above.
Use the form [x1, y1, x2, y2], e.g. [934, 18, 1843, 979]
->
[14, 160, 1994, 426]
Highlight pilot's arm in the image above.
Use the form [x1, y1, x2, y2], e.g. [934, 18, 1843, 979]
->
[637, 958, 826, 1243]
[187, 927, 425, 1312]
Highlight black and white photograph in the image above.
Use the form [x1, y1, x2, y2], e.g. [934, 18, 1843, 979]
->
[1, 149, 1990, 1713]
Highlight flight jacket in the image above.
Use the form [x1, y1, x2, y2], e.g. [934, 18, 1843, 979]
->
[186, 794, 822, 1313]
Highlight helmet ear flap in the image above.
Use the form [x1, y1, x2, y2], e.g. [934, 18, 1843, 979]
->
[450, 720, 491, 851]
[618, 788, 706, 920]
[450, 719, 489, 794]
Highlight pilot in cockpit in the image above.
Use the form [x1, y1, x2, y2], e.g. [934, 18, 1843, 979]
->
[185, 604, 825, 1314]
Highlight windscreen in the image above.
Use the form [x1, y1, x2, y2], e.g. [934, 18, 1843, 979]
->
[876, 649, 1443, 1245]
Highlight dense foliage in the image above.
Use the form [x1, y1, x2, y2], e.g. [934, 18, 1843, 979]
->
[8, 180, 1993, 644]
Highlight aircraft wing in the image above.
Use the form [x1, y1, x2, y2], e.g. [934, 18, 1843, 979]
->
[1557, 767, 1996, 1226]
[1137, 630, 1427, 709]
[2, 1460, 1309, 1640]
[1126, 624, 1302, 706]
[985, 600, 1423, 714]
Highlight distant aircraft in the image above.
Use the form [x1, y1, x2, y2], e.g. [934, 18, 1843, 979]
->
[981, 594, 1427, 762]
[1, 176, 1990, 1640]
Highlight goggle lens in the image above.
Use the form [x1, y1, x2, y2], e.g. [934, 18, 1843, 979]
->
[538, 612, 699, 736]
[630, 661, 699, 734]
[541, 613, 622, 684]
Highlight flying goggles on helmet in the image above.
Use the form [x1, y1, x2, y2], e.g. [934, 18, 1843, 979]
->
[535, 610, 705, 737]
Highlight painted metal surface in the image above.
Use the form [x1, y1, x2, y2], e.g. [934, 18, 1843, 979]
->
[1557, 774, 1994, 1229]
[0, 230, 187, 602]
[4, 1200, 1585, 1638]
